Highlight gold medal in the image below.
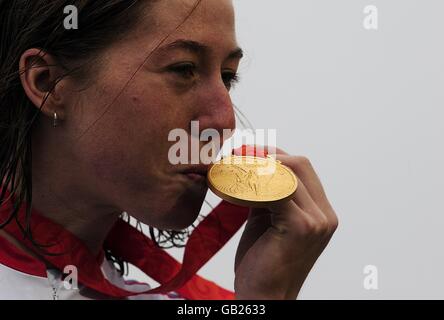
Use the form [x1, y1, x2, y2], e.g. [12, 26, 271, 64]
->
[207, 155, 298, 208]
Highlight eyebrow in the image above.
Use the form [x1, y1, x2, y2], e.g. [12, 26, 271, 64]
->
[157, 39, 244, 60]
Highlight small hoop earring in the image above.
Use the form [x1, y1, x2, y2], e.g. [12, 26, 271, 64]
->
[53, 112, 59, 128]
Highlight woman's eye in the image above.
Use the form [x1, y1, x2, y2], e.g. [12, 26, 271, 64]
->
[168, 63, 197, 80]
[222, 71, 240, 90]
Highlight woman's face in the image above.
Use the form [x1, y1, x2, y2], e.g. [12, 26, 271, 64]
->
[56, 0, 242, 230]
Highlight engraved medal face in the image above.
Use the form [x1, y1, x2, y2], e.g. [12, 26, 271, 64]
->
[207, 156, 298, 208]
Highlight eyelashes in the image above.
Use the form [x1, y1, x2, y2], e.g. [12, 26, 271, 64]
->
[167, 62, 240, 90]
[168, 62, 197, 80]
[222, 71, 240, 90]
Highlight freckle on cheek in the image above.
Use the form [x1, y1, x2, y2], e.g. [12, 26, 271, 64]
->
[127, 95, 166, 127]
[131, 96, 141, 106]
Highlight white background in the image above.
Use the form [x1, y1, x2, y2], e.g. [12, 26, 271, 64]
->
[130, 0, 444, 299]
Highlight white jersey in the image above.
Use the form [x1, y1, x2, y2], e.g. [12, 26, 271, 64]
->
[0, 236, 179, 300]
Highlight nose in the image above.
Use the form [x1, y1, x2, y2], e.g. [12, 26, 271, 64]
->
[196, 78, 236, 140]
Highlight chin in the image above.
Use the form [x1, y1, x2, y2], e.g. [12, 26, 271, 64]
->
[169, 193, 207, 230]
[125, 173, 208, 230]
[159, 183, 208, 230]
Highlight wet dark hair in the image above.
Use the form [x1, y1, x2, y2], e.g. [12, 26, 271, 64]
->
[0, 0, 205, 254]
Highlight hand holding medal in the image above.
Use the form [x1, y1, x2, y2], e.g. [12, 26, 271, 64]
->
[208, 145, 338, 300]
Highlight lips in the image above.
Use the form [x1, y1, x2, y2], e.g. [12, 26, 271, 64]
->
[180, 164, 210, 176]
[180, 164, 211, 183]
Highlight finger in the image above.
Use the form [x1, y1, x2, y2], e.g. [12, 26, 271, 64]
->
[267, 198, 332, 240]
[276, 154, 337, 223]
[290, 176, 326, 221]
[267, 199, 310, 234]
[235, 208, 272, 272]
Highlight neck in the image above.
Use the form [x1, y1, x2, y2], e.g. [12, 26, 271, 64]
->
[31, 174, 121, 255]
[30, 125, 122, 256]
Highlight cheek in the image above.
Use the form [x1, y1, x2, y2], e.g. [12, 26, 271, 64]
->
[126, 89, 194, 157]
[75, 89, 179, 187]
[74, 71, 195, 178]
[82, 126, 140, 185]
[72, 98, 152, 189]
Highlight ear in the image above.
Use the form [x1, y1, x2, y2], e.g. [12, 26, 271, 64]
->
[19, 48, 66, 122]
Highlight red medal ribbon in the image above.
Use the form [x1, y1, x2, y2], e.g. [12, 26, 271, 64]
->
[0, 197, 249, 299]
